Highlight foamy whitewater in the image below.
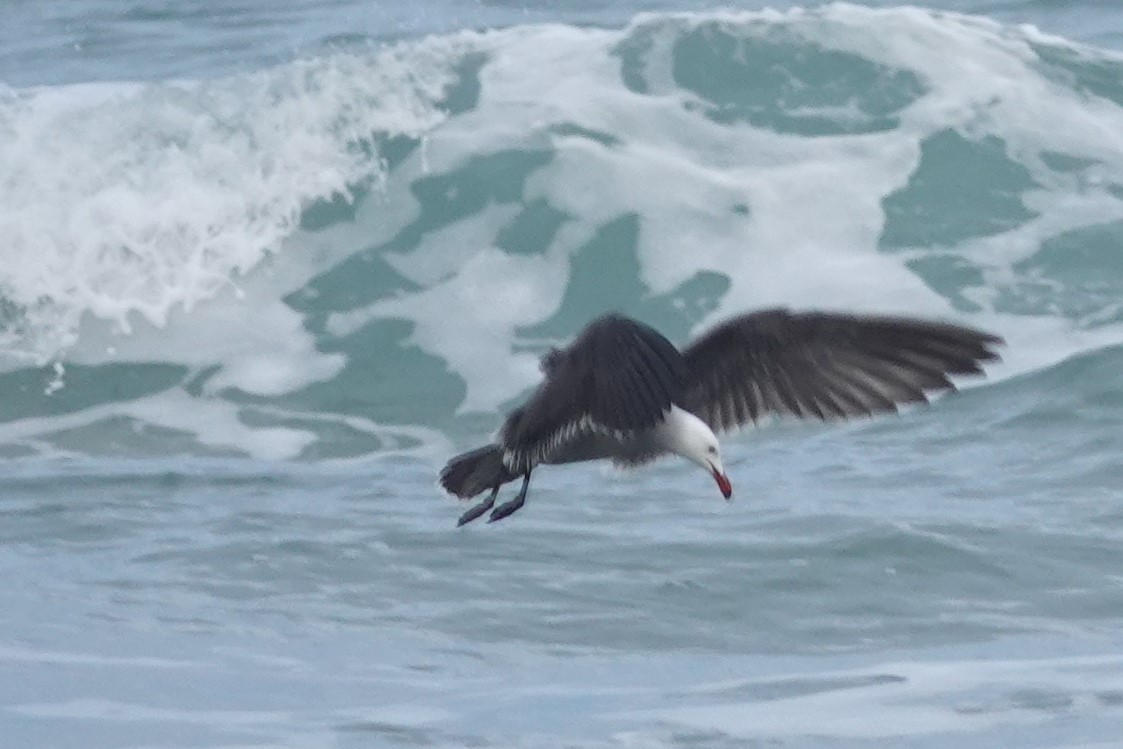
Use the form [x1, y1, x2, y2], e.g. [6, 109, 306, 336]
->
[2, 2, 1122, 747]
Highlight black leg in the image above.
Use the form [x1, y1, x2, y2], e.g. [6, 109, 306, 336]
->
[457, 485, 499, 527]
[488, 470, 532, 523]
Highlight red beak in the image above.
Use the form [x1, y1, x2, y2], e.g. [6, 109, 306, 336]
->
[712, 466, 733, 500]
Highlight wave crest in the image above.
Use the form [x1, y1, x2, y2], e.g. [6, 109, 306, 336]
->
[2, 7, 1123, 458]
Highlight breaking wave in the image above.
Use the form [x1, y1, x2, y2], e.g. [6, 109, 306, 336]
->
[2, 4, 1123, 459]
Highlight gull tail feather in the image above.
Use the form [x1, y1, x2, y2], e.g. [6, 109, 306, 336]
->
[439, 444, 519, 500]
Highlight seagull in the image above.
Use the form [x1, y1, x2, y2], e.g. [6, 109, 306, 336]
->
[439, 309, 1002, 525]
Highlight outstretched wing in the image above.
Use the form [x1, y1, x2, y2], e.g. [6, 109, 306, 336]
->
[681, 309, 1003, 434]
[501, 314, 686, 470]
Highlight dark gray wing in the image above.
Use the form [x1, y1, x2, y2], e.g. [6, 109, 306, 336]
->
[681, 309, 1003, 434]
[501, 314, 686, 470]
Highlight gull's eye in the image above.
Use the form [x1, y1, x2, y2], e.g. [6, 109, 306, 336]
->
[708, 446, 717, 455]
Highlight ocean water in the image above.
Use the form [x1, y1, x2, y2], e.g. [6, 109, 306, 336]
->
[3, 1, 1123, 747]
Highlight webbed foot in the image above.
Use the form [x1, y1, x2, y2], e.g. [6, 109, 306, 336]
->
[486, 470, 531, 524]
[457, 485, 498, 527]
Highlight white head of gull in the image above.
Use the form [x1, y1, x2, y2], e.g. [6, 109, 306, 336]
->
[652, 405, 731, 500]
[440, 309, 1003, 526]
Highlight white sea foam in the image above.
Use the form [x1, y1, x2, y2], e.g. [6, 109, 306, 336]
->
[9, 698, 294, 725]
[0, 645, 200, 669]
[608, 649, 1123, 743]
[0, 34, 477, 455]
[0, 389, 451, 460]
[5, 6, 1123, 456]
[326, 6, 1123, 413]
[0, 35, 466, 367]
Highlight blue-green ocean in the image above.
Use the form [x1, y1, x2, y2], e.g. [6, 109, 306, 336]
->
[3, 1, 1123, 747]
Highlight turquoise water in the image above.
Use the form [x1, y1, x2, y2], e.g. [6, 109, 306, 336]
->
[2, 2, 1123, 747]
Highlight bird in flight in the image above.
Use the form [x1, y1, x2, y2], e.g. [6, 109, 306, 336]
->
[440, 309, 1002, 526]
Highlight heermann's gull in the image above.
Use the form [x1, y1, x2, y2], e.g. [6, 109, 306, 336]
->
[439, 309, 1002, 525]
